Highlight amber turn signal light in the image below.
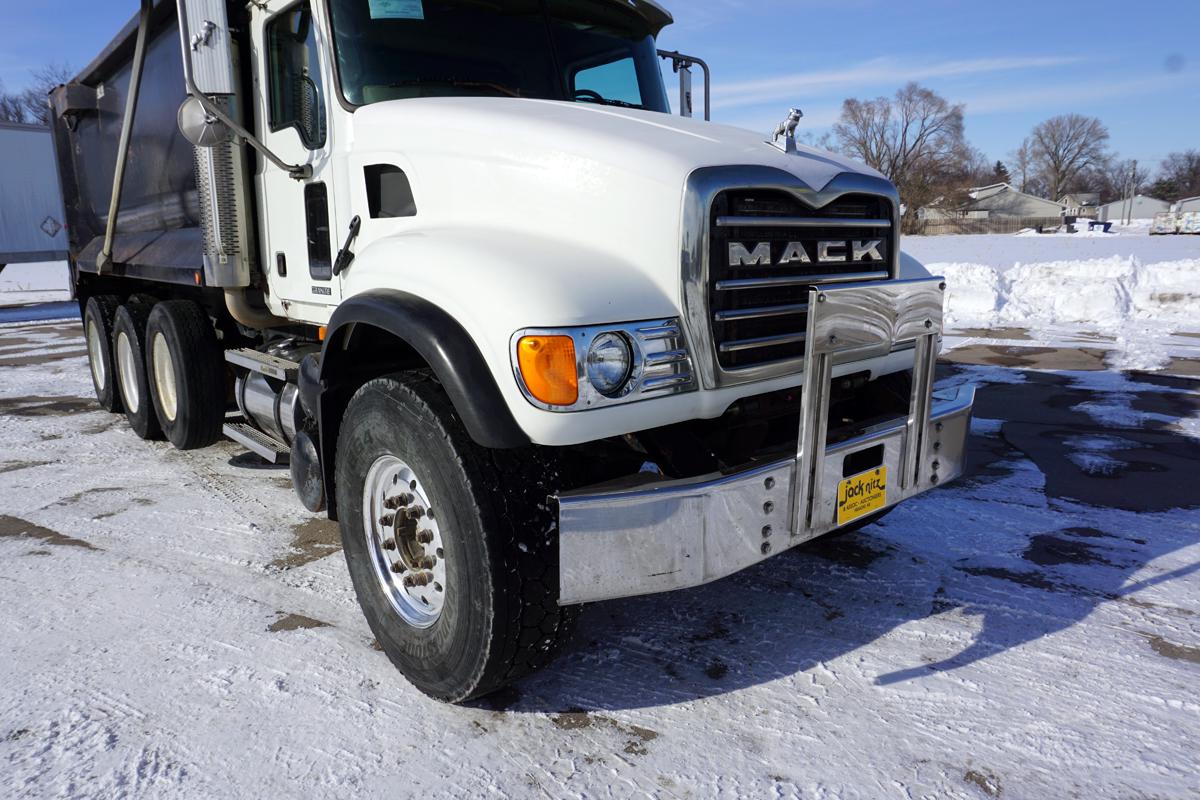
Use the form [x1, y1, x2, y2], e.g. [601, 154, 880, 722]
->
[517, 335, 578, 406]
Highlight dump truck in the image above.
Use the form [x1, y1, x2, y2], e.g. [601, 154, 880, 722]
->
[51, 0, 975, 702]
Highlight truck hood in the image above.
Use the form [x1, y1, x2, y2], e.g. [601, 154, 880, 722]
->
[346, 97, 891, 334]
[351, 96, 883, 193]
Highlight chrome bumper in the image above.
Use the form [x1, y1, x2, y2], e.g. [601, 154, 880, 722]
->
[557, 278, 976, 605]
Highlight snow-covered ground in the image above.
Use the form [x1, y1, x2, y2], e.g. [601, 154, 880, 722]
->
[1, 234, 1199, 798]
[2, 344, 1200, 795]
[0, 262, 71, 307]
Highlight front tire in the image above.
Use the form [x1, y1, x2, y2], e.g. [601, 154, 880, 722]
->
[146, 300, 226, 450]
[335, 373, 577, 703]
[112, 301, 162, 441]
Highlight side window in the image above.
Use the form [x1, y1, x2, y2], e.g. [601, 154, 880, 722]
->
[266, 2, 327, 149]
[572, 58, 640, 106]
[304, 183, 332, 280]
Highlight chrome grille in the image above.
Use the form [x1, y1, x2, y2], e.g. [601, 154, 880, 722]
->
[708, 190, 895, 370]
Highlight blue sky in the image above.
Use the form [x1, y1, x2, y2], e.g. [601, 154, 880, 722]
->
[2, 0, 1196, 171]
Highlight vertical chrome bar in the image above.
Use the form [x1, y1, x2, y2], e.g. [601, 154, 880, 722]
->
[903, 332, 939, 489]
[792, 288, 833, 536]
[97, 0, 153, 274]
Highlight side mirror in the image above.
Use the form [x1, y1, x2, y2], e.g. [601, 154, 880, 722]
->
[177, 96, 233, 147]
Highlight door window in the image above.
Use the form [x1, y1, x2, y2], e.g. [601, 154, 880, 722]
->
[267, 2, 328, 149]
[304, 183, 333, 280]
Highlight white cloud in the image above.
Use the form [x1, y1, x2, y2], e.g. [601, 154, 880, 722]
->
[962, 74, 1192, 114]
[712, 55, 1086, 110]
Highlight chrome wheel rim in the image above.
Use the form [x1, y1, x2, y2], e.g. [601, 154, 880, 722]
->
[362, 455, 447, 628]
[116, 331, 140, 414]
[151, 332, 178, 422]
[86, 318, 106, 392]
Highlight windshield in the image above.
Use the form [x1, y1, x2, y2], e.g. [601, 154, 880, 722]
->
[326, 0, 670, 112]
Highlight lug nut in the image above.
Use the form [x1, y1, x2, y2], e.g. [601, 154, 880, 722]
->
[416, 529, 434, 545]
[404, 571, 434, 588]
[383, 493, 413, 510]
[763, 501, 775, 515]
[417, 555, 437, 570]
[761, 542, 772, 555]
[762, 525, 773, 539]
[402, 506, 426, 522]
[383, 538, 397, 551]
[378, 514, 395, 527]
[391, 562, 404, 574]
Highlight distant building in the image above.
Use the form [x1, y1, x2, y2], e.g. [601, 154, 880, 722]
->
[1059, 193, 1100, 218]
[1174, 196, 1200, 214]
[1098, 194, 1170, 222]
[960, 183, 1064, 219]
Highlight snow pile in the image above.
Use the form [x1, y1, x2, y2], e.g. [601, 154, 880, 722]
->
[936, 256, 1200, 329]
[0, 261, 72, 306]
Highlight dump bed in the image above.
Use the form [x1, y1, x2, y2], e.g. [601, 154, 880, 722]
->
[50, 0, 249, 287]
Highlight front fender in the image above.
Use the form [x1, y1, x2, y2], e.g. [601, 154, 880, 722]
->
[321, 289, 530, 450]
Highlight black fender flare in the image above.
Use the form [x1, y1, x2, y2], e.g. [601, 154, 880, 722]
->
[316, 291, 530, 517]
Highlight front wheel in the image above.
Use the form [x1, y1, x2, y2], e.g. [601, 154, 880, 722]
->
[335, 373, 577, 703]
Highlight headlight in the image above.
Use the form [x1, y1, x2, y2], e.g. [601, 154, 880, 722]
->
[586, 333, 633, 397]
[513, 319, 696, 412]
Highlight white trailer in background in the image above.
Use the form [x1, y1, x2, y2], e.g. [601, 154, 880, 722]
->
[0, 122, 69, 272]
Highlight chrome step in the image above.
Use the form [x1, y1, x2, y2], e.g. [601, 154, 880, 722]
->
[223, 421, 289, 464]
[225, 348, 299, 382]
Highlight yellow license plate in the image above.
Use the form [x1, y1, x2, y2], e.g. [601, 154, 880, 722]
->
[836, 467, 888, 526]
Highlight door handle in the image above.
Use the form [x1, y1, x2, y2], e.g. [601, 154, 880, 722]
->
[332, 215, 362, 277]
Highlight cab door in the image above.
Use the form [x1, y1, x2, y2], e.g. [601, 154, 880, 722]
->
[252, 0, 343, 319]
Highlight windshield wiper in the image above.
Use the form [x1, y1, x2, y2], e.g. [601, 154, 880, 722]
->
[385, 79, 523, 98]
[575, 95, 643, 110]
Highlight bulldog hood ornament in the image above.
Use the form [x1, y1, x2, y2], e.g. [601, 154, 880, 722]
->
[770, 108, 804, 154]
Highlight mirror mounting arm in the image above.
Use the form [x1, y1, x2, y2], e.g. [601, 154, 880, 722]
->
[657, 49, 711, 121]
[176, 0, 312, 180]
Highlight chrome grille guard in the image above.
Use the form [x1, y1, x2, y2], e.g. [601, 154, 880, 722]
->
[556, 277, 975, 605]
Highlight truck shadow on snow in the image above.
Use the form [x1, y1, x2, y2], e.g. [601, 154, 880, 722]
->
[491, 364, 1200, 713]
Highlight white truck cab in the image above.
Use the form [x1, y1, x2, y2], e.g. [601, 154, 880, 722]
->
[53, 0, 973, 702]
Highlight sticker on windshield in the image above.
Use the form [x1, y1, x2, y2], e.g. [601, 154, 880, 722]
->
[368, 0, 424, 19]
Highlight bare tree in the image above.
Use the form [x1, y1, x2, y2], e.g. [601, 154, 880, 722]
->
[1148, 150, 1200, 200]
[1008, 140, 1041, 194]
[1024, 114, 1110, 200]
[0, 81, 27, 123]
[0, 64, 72, 126]
[832, 83, 973, 231]
[1085, 158, 1148, 204]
